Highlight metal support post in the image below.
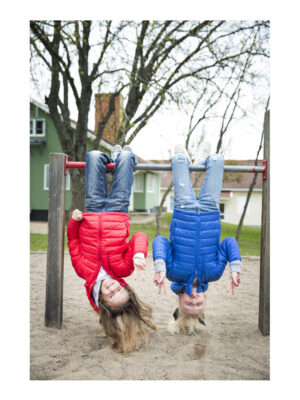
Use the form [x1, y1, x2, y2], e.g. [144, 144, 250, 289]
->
[45, 153, 66, 328]
[259, 110, 270, 335]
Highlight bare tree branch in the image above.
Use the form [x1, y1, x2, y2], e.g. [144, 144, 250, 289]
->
[30, 20, 269, 217]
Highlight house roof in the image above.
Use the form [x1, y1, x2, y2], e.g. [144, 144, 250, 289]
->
[136, 155, 152, 164]
[155, 159, 263, 190]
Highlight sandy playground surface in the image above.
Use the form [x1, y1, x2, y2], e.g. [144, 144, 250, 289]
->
[30, 253, 269, 380]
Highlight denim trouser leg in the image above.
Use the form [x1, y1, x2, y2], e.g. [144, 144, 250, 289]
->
[85, 151, 112, 212]
[197, 154, 224, 212]
[106, 150, 137, 213]
[171, 154, 198, 211]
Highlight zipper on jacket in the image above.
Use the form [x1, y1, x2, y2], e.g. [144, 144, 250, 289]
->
[195, 214, 205, 292]
[194, 213, 200, 288]
[98, 213, 102, 267]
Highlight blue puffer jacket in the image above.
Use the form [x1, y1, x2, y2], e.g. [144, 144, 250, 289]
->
[153, 208, 241, 295]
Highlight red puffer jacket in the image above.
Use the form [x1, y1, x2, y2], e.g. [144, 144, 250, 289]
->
[67, 212, 148, 312]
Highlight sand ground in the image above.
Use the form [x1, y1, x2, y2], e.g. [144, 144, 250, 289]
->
[30, 252, 269, 380]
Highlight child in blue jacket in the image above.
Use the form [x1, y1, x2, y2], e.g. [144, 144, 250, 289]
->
[152, 145, 241, 334]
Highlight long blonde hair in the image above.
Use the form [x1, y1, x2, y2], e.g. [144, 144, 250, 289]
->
[168, 304, 205, 335]
[98, 286, 157, 354]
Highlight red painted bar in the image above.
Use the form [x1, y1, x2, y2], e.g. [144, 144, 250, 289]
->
[65, 160, 115, 170]
[66, 161, 87, 169]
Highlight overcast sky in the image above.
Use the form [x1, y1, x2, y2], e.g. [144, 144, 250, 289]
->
[130, 105, 266, 161]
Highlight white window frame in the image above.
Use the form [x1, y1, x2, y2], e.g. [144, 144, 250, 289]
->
[30, 118, 46, 137]
[146, 173, 154, 193]
[44, 164, 70, 191]
[134, 173, 144, 193]
[30, 119, 34, 135]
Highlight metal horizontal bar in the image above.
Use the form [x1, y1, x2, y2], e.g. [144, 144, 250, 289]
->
[136, 164, 265, 173]
[65, 160, 265, 173]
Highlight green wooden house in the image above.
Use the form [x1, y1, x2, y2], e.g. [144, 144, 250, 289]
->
[30, 99, 160, 220]
[132, 167, 160, 212]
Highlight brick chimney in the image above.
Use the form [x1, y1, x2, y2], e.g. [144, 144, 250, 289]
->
[95, 93, 123, 144]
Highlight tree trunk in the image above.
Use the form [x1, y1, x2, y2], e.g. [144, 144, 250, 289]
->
[155, 210, 162, 236]
[155, 181, 173, 236]
[235, 173, 258, 242]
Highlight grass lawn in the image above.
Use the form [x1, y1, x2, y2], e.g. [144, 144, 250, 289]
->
[30, 213, 261, 256]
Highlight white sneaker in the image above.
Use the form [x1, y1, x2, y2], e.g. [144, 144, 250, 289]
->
[194, 142, 211, 165]
[123, 145, 133, 153]
[174, 144, 190, 162]
[174, 144, 187, 155]
[111, 144, 122, 161]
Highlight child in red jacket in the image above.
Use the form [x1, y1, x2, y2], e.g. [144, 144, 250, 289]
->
[67, 146, 156, 353]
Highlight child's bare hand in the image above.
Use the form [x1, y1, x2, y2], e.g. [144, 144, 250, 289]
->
[133, 258, 145, 281]
[72, 209, 83, 221]
[154, 272, 167, 295]
[226, 272, 241, 295]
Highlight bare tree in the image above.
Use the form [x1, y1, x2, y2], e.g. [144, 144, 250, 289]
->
[120, 20, 269, 146]
[30, 20, 269, 215]
[30, 20, 129, 211]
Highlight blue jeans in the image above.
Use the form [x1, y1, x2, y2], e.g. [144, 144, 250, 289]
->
[85, 150, 137, 213]
[171, 154, 224, 212]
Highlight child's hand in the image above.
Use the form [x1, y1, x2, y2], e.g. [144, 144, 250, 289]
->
[133, 258, 146, 281]
[226, 272, 241, 295]
[154, 272, 167, 295]
[72, 209, 83, 222]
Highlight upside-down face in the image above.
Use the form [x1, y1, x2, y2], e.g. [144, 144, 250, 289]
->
[178, 288, 206, 317]
[100, 279, 129, 307]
